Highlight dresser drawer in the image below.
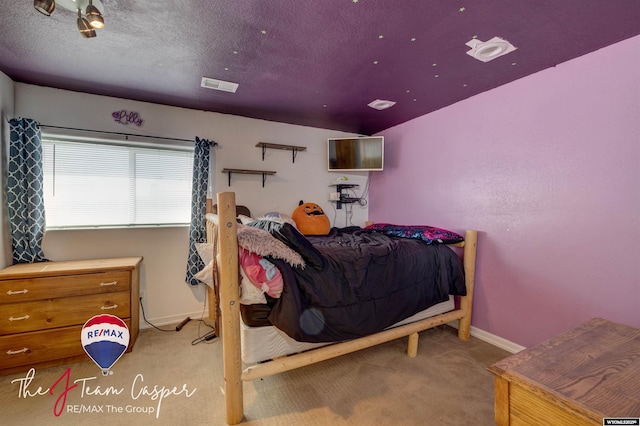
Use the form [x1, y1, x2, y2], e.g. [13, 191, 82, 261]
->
[0, 270, 131, 304]
[0, 291, 131, 334]
[0, 319, 132, 370]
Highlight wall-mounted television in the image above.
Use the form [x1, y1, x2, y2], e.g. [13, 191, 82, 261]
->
[327, 136, 384, 172]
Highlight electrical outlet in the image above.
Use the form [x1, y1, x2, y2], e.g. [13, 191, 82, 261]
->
[140, 290, 146, 301]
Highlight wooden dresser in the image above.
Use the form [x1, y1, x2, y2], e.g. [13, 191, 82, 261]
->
[0, 257, 143, 376]
[488, 318, 640, 425]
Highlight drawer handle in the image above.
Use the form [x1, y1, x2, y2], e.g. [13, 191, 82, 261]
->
[9, 315, 30, 321]
[101, 304, 118, 310]
[6, 289, 29, 295]
[6, 348, 29, 355]
[99, 281, 118, 287]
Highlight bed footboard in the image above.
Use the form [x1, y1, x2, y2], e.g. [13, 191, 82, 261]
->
[457, 229, 477, 340]
[212, 191, 478, 425]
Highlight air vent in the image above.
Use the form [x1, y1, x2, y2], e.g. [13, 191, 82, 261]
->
[200, 77, 239, 93]
[465, 37, 516, 62]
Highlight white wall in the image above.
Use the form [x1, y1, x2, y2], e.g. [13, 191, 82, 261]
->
[0, 72, 15, 269]
[13, 83, 367, 326]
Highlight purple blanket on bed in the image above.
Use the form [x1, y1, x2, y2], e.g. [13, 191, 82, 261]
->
[258, 226, 466, 343]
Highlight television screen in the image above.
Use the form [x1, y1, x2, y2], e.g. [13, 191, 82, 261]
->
[327, 136, 384, 171]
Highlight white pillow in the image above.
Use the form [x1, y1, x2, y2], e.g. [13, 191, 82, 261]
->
[257, 213, 298, 228]
[195, 242, 214, 266]
[237, 214, 254, 225]
[205, 213, 219, 226]
[239, 268, 267, 305]
[194, 261, 214, 288]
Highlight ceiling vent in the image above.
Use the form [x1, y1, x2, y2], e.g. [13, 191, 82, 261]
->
[368, 99, 396, 110]
[200, 77, 239, 93]
[466, 37, 516, 62]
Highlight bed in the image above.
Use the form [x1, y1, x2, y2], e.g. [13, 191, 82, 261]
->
[205, 191, 478, 425]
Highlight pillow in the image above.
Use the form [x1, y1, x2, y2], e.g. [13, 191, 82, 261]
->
[193, 243, 215, 287]
[208, 211, 254, 225]
[364, 223, 464, 245]
[236, 224, 305, 268]
[195, 242, 214, 266]
[291, 201, 330, 235]
[239, 268, 267, 305]
[239, 248, 283, 298]
[237, 214, 254, 225]
[248, 220, 324, 270]
[205, 213, 219, 226]
[257, 212, 298, 228]
[194, 261, 214, 288]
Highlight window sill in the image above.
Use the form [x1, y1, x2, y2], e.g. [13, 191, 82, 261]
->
[45, 223, 190, 231]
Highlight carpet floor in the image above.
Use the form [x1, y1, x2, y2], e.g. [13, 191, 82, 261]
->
[0, 321, 509, 425]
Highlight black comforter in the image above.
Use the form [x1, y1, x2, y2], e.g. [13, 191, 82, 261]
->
[255, 225, 466, 343]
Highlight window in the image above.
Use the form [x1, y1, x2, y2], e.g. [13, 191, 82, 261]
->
[43, 138, 194, 229]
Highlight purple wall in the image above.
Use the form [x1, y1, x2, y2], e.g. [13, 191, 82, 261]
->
[370, 36, 640, 348]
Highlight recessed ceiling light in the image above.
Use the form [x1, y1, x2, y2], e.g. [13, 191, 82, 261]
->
[465, 36, 516, 62]
[200, 77, 239, 93]
[368, 99, 396, 110]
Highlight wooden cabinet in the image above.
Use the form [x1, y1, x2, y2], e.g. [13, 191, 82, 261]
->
[0, 257, 142, 376]
[488, 318, 640, 425]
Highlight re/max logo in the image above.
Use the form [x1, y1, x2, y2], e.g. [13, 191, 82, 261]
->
[603, 419, 640, 425]
[86, 329, 124, 339]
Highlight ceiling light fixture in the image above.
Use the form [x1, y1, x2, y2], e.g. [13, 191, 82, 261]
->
[77, 8, 96, 38]
[466, 37, 516, 62]
[85, 0, 104, 29]
[368, 99, 396, 110]
[35, 0, 106, 38]
[34, 0, 55, 16]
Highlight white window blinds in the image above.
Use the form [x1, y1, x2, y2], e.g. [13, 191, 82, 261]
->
[42, 138, 194, 228]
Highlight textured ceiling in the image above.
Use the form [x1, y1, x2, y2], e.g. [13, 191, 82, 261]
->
[1, 1, 640, 135]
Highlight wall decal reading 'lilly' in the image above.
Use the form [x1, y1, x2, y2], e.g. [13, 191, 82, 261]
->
[81, 314, 130, 375]
[112, 110, 144, 126]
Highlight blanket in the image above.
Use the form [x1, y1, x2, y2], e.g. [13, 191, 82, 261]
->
[258, 226, 466, 343]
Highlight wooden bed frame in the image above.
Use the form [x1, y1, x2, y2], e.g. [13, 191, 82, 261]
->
[207, 191, 478, 425]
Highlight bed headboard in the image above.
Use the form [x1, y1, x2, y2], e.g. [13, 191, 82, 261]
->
[211, 204, 251, 218]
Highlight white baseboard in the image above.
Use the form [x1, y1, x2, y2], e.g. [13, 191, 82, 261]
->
[467, 325, 526, 353]
[448, 322, 525, 353]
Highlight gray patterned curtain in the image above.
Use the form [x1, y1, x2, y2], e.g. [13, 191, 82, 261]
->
[186, 137, 211, 285]
[7, 118, 47, 264]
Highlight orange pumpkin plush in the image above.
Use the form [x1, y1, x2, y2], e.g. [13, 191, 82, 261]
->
[292, 201, 330, 235]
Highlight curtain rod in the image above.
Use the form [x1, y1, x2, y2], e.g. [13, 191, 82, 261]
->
[38, 124, 218, 146]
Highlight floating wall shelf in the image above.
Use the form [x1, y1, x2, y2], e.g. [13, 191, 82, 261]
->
[256, 142, 307, 163]
[222, 168, 276, 187]
[329, 183, 360, 209]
